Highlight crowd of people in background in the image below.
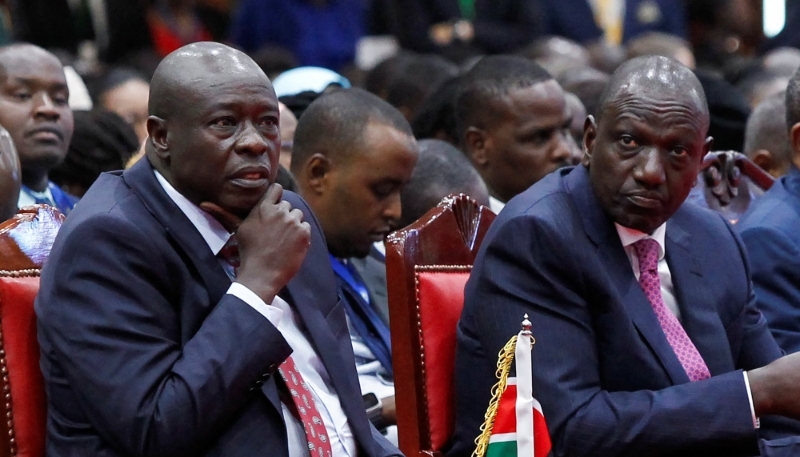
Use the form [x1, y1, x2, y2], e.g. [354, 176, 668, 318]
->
[0, 0, 800, 456]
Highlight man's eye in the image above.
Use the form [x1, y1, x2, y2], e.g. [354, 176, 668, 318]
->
[619, 135, 638, 147]
[671, 147, 689, 157]
[259, 116, 278, 127]
[213, 117, 236, 127]
[13, 92, 31, 101]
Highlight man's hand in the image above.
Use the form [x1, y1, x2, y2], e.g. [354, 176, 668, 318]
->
[748, 352, 800, 418]
[201, 184, 311, 303]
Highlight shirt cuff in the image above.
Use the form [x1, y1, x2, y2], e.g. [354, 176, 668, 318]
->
[227, 282, 283, 327]
[743, 371, 760, 429]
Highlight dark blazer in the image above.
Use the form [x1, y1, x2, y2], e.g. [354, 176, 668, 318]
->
[394, 0, 543, 54]
[737, 167, 800, 355]
[35, 158, 400, 457]
[448, 165, 800, 457]
[542, 0, 686, 44]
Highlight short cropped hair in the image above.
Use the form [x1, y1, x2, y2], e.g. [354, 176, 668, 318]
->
[399, 139, 488, 228]
[745, 92, 792, 166]
[291, 88, 413, 171]
[455, 56, 553, 139]
[785, 66, 800, 130]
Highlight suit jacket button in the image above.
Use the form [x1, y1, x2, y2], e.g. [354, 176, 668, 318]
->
[260, 373, 270, 380]
[268, 364, 278, 373]
[254, 379, 264, 386]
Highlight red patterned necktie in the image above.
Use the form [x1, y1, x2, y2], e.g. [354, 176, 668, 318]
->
[278, 356, 333, 457]
[218, 235, 240, 278]
[218, 235, 333, 456]
[633, 238, 711, 382]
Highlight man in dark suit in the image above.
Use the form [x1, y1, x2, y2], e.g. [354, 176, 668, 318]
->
[35, 42, 400, 457]
[542, 0, 686, 45]
[449, 55, 800, 457]
[292, 88, 420, 439]
[736, 69, 800, 354]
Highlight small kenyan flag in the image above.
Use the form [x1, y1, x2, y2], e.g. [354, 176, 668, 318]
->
[473, 315, 552, 457]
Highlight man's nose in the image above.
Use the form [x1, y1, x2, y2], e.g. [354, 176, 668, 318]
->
[634, 148, 667, 186]
[33, 93, 60, 121]
[551, 131, 573, 163]
[383, 192, 402, 224]
[234, 121, 269, 156]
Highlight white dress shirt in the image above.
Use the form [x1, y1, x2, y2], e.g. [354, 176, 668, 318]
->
[489, 196, 506, 214]
[615, 222, 759, 428]
[155, 171, 357, 456]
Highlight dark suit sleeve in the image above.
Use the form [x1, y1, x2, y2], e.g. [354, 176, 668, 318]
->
[38, 214, 293, 456]
[738, 225, 800, 354]
[459, 213, 759, 457]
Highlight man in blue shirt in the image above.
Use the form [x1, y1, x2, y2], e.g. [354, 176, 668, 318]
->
[0, 44, 77, 214]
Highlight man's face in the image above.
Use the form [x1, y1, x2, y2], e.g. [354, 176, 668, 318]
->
[321, 123, 418, 258]
[584, 89, 711, 234]
[101, 79, 150, 145]
[481, 80, 572, 202]
[0, 50, 73, 176]
[160, 71, 280, 219]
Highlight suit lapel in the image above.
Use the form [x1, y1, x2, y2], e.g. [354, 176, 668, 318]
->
[566, 166, 690, 384]
[666, 213, 729, 376]
[122, 159, 231, 308]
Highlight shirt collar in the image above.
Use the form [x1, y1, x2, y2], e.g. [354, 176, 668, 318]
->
[615, 222, 667, 261]
[154, 170, 231, 255]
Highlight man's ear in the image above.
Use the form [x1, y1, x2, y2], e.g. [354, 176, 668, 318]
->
[305, 153, 332, 195]
[751, 149, 774, 175]
[581, 115, 597, 167]
[790, 123, 800, 169]
[702, 136, 713, 157]
[147, 116, 169, 160]
[464, 126, 489, 167]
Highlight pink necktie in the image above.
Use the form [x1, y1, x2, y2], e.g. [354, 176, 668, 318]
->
[633, 238, 711, 382]
[278, 357, 333, 457]
[218, 235, 332, 455]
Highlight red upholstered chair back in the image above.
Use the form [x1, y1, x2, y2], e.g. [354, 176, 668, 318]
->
[0, 205, 64, 457]
[698, 151, 775, 224]
[385, 194, 496, 457]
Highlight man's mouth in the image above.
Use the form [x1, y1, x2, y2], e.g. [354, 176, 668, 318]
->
[228, 167, 269, 188]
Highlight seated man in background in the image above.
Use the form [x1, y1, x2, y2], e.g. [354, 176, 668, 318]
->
[744, 92, 794, 179]
[0, 44, 76, 214]
[36, 42, 400, 457]
[737, 73, 800, 355]
[450, 55, 800, 457]
[455, 55, 572, 213]
[291, 88, 419, 441]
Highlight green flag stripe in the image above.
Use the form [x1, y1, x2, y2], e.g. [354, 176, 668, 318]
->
[486, 439, 517, 457]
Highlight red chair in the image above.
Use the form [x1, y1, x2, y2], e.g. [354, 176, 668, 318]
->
[698, 151, 775, 223]
[0, 205, 64, 457]
[385, 194, 496, 457]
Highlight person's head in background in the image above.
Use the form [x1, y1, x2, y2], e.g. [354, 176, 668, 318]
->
[364, 53, 416, 100]
[743, 92, 793, 178]
[50, 110, 139, 198]
[411, 75, 463, 145]
[564, 92, 586, 164]
[784, 67, 800, 171]
[456, 55, 572, 204]
[762, 47, 800, 76]
[0, 126, 20, 221]
[385, 54, 458, 121]
[559, 67, 610, 119]
[736, 67, 790, 109]
[0, 44, 73, 194]
[625, 32, 696, 69]
[95, 68, 150, 145]
[399, 139, 489, 228]
[278, 102, 297, 170]
[517, 36, 592, 81]
[274, 66, 351, 119]
[291, 88, 418, 259]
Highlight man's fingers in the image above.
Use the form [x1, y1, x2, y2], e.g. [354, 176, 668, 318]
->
[265, 183, 284, 204]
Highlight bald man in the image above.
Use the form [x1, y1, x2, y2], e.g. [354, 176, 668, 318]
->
[36, 43, 400, 457]
[449, 56, 800, 457]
